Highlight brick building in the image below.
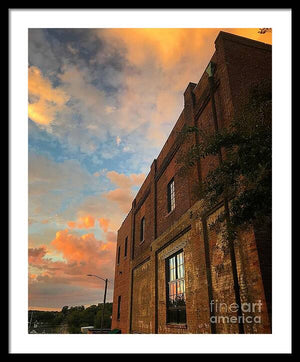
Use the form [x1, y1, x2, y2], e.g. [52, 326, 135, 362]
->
[111, 31, 272, 334]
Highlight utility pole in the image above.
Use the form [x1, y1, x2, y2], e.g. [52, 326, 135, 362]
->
[100, 279, 108, 331]
[87, 274, 109, 332]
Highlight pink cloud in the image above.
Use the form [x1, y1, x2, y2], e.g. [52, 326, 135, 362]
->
[28, 246, 47, 264]
[104, 188, 134, 214]
[98, 217, 110, 232]
[103, 171, 146, 213]
[106, 170, 145, 188]
[28, 229, 117, 300]
[105, 231, 117, 243]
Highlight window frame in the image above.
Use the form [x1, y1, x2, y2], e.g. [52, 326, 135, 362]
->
[124, 236, 128, 258]
[117, 295, 121, 320]
[140, 216, 145, 243]
[165, 249, 186, 325]
[167, 178, 176, 213]
[117, 245, 121, 265]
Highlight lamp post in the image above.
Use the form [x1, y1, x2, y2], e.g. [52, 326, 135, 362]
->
[87, 274, 108, 332]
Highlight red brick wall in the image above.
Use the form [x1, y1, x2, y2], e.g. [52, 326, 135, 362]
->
[216, 31, 272, 119]
[156, 156, 191, 237]
[132, 163, 156, 260]
[111, 211, 132, 333]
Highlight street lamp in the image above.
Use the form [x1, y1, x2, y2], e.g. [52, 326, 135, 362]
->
[87, 274, 108, 332]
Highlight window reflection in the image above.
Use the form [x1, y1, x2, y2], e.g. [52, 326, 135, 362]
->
[166, 250, 186, 324]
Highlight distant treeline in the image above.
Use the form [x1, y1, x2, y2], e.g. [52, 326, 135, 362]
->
[28, 303, 113, 334]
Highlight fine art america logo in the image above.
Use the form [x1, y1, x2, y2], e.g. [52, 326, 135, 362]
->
[210, 300, 262, 324]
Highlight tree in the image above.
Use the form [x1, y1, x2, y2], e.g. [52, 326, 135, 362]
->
[178, 79, 271, 234]
[94, 303, 113, 329]
[53, 312, 64, 326]
[61, 306, 69, 315]
[67, 309, 83, 334]
[28, 302, 114, 333]
[258, 28, 272, 34]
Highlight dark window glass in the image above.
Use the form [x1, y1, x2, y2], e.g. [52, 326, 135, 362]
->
[124, 237, 128, 257]
[140, 217, 145, 242]
[117, 295, 121, 320]
[117, 246, 121, 264]
[167, 178, 175, 213]
[166, 250, 186, 324]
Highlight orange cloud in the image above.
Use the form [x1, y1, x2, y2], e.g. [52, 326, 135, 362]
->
[98, 218, 110, 232]
[51, 229, 115, 264]
[104, 188, 133, 214]
[106, 171, 145, 188]
[28, 66, 69, 125]
[227, 28, 272, 45]
[101, 28, 271, 69]
[98, 28, 272, 147]
[129, 173, 146, 186]
[101, 28, 210, 68]
[29, 229, 116, 293]
[103, 171, 146, 214]
[67, 215, 95, 229]
[106, 171, 132, 188]
[80, 215, 95, 228]
[67, 221, 77, 228]
[28, 306, 61, 312]
[70, 193, 127, 234]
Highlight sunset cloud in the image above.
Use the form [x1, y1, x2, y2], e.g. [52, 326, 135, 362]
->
[106, 171, 145, 189]
[67, 215, 95, 229]
[104, 171, 146, 213]
[104, 188, 134, 214]
[100, 28, 271, 69]
[105, 231, 117, 243]
[99, 28, 212, 68]
[28, 66, 69, 125]
[28, 246, 47, 264]
[98, 218, 110, 232]
[29, 228, 117, 307]
[51, 229, 114, 264]
[68, 193, 126, 233]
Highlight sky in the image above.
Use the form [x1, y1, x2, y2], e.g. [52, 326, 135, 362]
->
[28, 28, 272, 311]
